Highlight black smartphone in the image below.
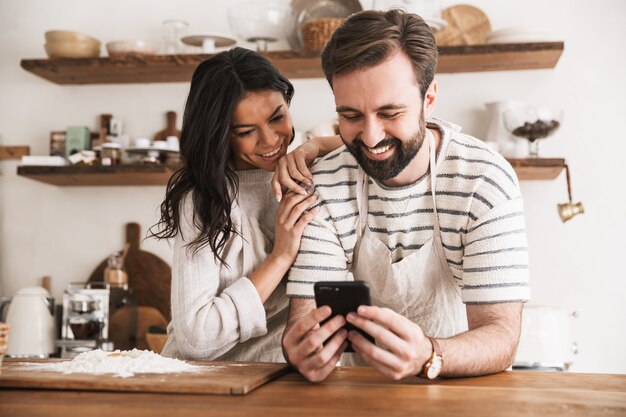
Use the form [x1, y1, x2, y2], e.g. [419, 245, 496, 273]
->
[314, 281, 375, 353]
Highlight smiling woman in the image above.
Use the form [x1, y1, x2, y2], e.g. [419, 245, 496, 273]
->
[148, 48, 340, 363]
[230, 91, 293, 171]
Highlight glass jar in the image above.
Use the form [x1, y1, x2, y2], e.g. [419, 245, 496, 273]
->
[162, 19, 189, 54]
[101, 142, 122, 166]
[104, 253, 128, 288]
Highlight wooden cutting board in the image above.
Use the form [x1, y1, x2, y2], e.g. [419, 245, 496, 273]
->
[109, 306, 168, 351]
[435, 4, 492, 46]
[88, 223, 171, 322]
[153, 111, 181, 142]
[0, 359, 290, 395]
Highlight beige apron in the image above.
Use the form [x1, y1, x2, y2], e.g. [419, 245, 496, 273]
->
[343, 131, 467, 365]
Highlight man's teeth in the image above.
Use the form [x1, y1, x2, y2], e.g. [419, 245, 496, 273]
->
[262, 145, 281, 157]
[367, 145, 391, 155]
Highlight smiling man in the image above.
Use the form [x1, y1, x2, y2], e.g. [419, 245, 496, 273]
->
[282, 9, 530, 382]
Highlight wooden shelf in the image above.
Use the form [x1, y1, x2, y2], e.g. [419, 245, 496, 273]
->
[17, 158, 563, 186]
[20, 42, 564, 85]
[506, 158, 565, 180]
[17, 164, 176, 186]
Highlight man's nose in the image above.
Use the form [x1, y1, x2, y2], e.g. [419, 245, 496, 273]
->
[360, 118, 385, 148]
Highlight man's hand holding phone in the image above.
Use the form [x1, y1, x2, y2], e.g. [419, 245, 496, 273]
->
[282, 305, 349, 383]
[346, 305, 432, 381]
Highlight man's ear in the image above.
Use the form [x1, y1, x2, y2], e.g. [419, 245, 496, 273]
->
[423, 80, 438, 118]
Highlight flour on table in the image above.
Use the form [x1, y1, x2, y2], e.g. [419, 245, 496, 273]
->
[27, 349, 202, 378]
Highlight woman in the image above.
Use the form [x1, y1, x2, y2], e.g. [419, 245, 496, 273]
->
[152, 47, 341, 362]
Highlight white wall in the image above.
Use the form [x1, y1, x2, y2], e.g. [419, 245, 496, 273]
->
[1, 0, 625, 373]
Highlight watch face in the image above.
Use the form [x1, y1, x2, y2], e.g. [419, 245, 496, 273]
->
[427, 357, 442, 379]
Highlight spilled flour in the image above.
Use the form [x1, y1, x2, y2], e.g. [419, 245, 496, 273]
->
[29, 349, 202, 378]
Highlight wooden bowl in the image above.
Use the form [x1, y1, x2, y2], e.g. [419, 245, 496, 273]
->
[45, 40, 101, 58]
[45, 30, 100, 45]
[0, 322, 8, 337]
[0, 325, 7, 371]
[145, 333, 168, 354]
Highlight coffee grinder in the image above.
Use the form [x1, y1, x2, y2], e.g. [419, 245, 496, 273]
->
[59, 282, 111, 358]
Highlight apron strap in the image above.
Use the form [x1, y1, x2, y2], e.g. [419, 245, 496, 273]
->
[352, 169, 369, 271]
[427, 129, 458, 282]
[427, 130, 443, 240]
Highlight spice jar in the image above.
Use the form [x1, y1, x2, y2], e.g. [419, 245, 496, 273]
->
[101, 142, 122, 166]
[104, 252, 128, 289]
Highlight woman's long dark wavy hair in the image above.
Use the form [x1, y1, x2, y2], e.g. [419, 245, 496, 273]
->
[150, 47, 294, 266]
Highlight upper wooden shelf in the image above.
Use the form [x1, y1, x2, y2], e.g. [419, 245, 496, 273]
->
[20, 42, 564, 85]
[17, 164, 176, 186]
[17, 158, 564, 186]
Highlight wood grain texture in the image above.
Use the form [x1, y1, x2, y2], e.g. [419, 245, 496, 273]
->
[20, 43, 564, 84]
[0, 365, 624, 417]
[0, 145, 30, 159]
[0, 359, 289, 395]
[108, 306, 168, 351]
[88, 223, 171, 322]
[17, 164, 177, 186]
[436, 4, 492, 46]
[153, 111, 181, 141]
[506, 157, 565, 180]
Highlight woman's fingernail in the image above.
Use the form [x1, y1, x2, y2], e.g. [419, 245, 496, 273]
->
[275, 195, 282, 203]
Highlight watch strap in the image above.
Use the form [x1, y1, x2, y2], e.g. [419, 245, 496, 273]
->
[420, 337, 443, 379]
[429, 337, 442, 357]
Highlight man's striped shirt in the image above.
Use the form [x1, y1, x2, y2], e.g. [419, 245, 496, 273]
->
[286, 119, 530, 304]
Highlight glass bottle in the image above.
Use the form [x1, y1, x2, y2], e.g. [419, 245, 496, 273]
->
[104, 253, 128, 289]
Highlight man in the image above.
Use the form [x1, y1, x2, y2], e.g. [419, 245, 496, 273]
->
[282, 9, 530, 383]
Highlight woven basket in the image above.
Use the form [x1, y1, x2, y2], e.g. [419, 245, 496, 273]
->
[0, 323, 8, 371]
[301, 18, 344, 52]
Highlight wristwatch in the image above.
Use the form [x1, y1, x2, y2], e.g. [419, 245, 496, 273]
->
[420, 337, 443, 379]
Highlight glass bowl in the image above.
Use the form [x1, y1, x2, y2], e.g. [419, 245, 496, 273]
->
[503, 105, 563, 157]
[228, 2, 294, 52]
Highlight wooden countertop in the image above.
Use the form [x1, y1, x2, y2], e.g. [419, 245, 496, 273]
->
[1, 364, 624, 417]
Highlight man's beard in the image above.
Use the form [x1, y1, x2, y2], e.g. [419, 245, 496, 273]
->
[343, 114, 426, 182]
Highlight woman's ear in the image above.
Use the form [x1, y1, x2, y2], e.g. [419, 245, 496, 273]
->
[423, 80, 438, 118]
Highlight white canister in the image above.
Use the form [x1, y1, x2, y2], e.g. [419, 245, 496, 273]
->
[514, 305, 578, 371]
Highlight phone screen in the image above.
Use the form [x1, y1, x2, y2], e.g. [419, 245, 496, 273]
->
[314, 281, 375, 353]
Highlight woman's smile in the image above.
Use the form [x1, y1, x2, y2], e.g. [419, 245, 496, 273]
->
[259, 142, 283, 159]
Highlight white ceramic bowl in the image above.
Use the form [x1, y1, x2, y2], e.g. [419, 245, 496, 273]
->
[106, 40, 160, 58]
[486, 27, 556, 44]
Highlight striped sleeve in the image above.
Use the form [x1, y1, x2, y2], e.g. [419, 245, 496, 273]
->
[286, 208, 351, 298]
[461, 196, 530, 304]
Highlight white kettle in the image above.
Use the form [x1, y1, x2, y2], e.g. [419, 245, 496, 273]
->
[0, 286, 56, 357]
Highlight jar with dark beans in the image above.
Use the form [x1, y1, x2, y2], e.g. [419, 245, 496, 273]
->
[512, 119, 561, 142]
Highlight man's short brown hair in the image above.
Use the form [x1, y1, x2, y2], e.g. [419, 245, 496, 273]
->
[321, 9, 438, 97]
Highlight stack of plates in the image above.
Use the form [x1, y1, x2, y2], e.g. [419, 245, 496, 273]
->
[486, 27, 557, 44]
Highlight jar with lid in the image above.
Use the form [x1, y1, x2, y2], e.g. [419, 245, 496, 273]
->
[67, 296, 104, 340]
[101, 142, 122, 166]
[103, 252, 128, 289]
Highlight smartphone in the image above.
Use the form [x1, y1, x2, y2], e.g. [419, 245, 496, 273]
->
[314, 281, 375, 353]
